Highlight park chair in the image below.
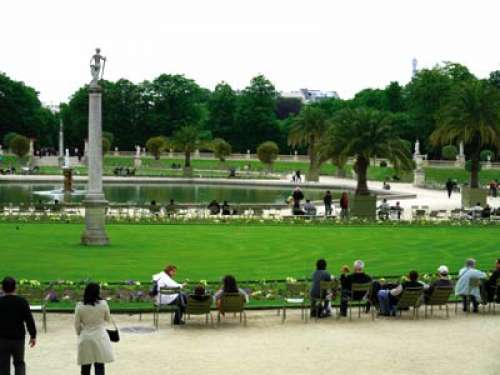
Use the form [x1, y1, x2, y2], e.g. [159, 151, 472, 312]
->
[348, 282, 375, 321]
[19, 286, 47, 333]
[395, 287, 423, 319]
[153, 287, 181, 329]
[186, 295, 214, 326]
[424, 286, 453, 318]
[217, 293, 247, 326]
[311, 279, 338, 321]
[281, 282, 308, 323]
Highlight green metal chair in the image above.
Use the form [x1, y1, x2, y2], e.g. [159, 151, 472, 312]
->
[424, 286, 453, 318]
[153, 287, 181, 329]
[217, 293, 247, 326]
[186, 295, 214, 326]
[281, 282, 308, 323]
[348, 282, 375, 321]
[395, 287, 423, 319]
[311, 279, 338, 321]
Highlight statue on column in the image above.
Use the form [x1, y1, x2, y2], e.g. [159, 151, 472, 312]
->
[90, 48, 106, 85]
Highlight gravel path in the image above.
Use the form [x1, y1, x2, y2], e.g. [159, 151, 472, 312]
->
[24, 311, 500, 375]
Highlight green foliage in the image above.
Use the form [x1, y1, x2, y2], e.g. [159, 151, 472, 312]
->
[288, 106, 330, 181]
[234, 75, 280, 152]
[432, 79, 500, 187]
[326, 108, 413, 195]
[0, 72, 57, 147]
[102, 137, 111, 155]
[441, 145, 458, 160]
[173, 126, 204, 168]
[146, 136, 167, 160]
[10, 134, 30, 158]
[211, 138, 232, 162]
[102, 131, 114, 146]
[3, 132, 18, 149]
[480, 149, 495, 161]
[257, 141, 279, 167]
[465, 160, 482, 173]
[207, 82, 237, 144]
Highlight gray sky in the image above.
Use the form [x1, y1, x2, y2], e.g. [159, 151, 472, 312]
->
[1, 0, 499, 105]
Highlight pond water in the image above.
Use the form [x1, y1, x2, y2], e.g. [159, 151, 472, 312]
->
[0, 183, 342, 205]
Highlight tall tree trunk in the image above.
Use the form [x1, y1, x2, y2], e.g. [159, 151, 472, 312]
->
[185, 151, 191, 168]
[306, 144, 320, 182]
[470, 155, 480, 188]
[355, 157, 370, 195]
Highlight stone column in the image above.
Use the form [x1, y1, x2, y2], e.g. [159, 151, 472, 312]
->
[81, 84, 109, 245]
[294, 150, 298, 161]
[456, 141, 466, 167]
[58, 119, 64, 167]
[114, 147, 119, 156]
[246, 150, 251, 160]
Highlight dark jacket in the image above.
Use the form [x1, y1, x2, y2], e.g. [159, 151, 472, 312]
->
[310, 270, 332, 298]
[323, 193, 332, 205]
[342, 272, 372, 300]
[0, 295, 37, 340]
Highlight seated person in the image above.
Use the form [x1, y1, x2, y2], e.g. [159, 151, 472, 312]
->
[222, 201, 231, 215]
[310, 259, 334, 318]
[292, 201, 305, 216]
[152, 265, 187, 325]
[484, 259, 500, 303]
[149, 200, 161, 215]
[165, 199, 177, 216]
[382, 179, 391, 190]
[455, 258, 486, 313]
[482, 204, 492, 219]
[34, 200, 45, 212]
[303, 200, 317, 216]
[377, 199, 390, 220]
[214, 275, 249, 314]
[190, 284, 212, 302]
[424, 265, 452, 303]
[339, 260, 372, 317]
[52, 199, 62, 212]
[377, 270, 425, 316]
[469, 202, 483, 219]
[208, 200, 220, 215]
[390, 201, 403, 220]
[228, 168, 236, 177]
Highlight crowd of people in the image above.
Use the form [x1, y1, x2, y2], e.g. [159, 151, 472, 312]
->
[309, 258, 500, 318]
[0, 258, 499, 373]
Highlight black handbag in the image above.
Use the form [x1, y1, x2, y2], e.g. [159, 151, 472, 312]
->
[107, 318, 120, 343]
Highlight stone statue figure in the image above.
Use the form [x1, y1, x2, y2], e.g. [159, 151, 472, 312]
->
[414, 139, 420, 155]
[459, 142, 464, 157]
[64, 148, 70, 168]
[135, 145, 141, 158]
[90, 48, 106, 84]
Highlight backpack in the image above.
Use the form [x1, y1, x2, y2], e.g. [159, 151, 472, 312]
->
[148, 280, 159, 297]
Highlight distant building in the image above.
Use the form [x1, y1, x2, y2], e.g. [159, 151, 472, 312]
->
[281, 88, 340, 103]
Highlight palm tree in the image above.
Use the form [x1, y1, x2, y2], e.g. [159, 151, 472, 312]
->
[288, 106, 330, 181]
[325, 107, 413, 195]
[431, 80, 500, 188]
[172, 126, 204, 175]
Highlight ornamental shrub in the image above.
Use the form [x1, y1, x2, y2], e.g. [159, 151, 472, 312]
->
[442, 145, 458, 160]
[480, 149, 495, 161]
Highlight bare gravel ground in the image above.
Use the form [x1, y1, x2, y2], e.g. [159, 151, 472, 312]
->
[25, 311, 500, 375]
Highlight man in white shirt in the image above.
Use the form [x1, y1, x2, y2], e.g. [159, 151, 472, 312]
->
[152, 265, 186, 325]
[454, 258, 486, 313]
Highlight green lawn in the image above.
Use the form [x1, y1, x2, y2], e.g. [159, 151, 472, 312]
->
[1, 224, 497, 282]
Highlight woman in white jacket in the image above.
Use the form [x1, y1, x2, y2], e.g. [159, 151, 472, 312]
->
[75, 283, 114, 375]
[152, 265, 187, 325]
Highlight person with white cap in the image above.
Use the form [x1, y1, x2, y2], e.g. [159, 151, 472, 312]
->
[424, 265, 453, 303]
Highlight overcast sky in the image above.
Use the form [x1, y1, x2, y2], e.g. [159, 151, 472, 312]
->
[2, 0, 499, 105]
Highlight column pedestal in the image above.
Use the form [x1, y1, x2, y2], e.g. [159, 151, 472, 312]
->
[81, 84, 109, 246]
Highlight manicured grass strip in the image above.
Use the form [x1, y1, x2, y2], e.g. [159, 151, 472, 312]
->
[0, 224, 497, 282]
